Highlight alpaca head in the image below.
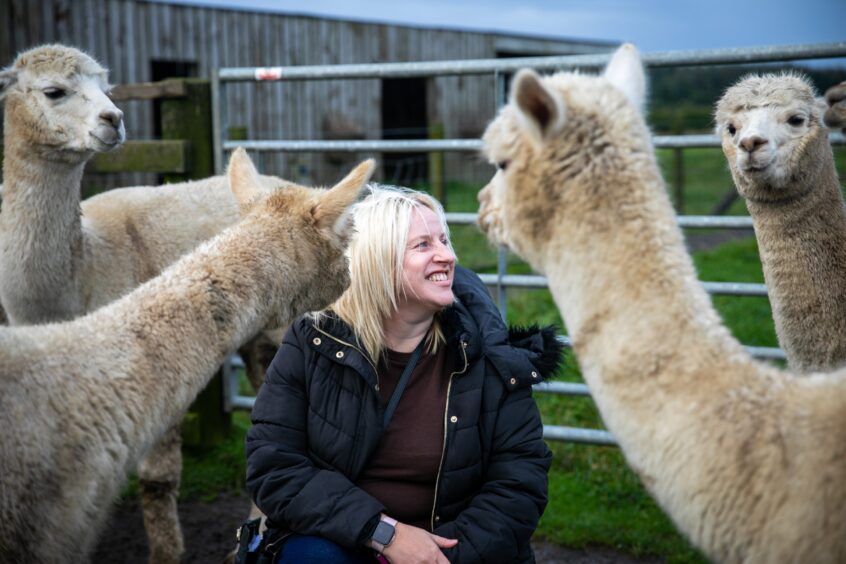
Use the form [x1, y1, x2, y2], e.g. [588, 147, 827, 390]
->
[0, 44, 125, 162]
[478, 43, 650, 271]
[227, 148, 373, 322]
[715, 73, 828, 200]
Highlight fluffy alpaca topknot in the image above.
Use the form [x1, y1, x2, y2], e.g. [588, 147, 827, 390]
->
[11, 43, 106, 78]
[715, 73, 819, 127]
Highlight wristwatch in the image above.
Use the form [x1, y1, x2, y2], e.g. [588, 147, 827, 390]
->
[369, 514, 397, 553]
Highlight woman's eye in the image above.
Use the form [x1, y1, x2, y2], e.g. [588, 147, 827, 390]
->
[787, 115, 805, 127]
[727, 123, 737, 135]
[43, 87, 67, 100]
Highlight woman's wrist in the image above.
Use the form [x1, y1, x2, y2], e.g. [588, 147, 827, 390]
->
[368, 514, 398, 553]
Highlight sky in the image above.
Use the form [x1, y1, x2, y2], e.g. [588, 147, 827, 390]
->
[162, 0, 845, 64]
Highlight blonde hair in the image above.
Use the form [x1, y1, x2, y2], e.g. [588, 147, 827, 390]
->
[316, 185, 454, 365]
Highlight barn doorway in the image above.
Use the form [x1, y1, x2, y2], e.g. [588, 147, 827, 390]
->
[150, 59, 197, 140]
[381, 78, 428, 185]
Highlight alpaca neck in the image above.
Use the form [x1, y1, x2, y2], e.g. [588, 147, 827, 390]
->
[743, 139, 846, 372]
[543, 161, 742, 412]
[0, 134, 88, 323]
[88, 219, 302, 436]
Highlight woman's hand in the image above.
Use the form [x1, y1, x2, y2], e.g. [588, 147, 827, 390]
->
[381, 522, 458, 564]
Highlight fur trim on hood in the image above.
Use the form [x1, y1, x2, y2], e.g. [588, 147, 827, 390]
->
[508, 324, 566, 380]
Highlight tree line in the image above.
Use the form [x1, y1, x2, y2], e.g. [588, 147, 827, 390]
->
[647, 64, 846, 133]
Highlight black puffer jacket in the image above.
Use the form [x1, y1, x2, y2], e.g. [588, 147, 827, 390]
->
[246, 266, 562, 563]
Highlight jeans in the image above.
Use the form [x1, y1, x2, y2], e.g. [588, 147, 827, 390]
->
[276, 534, 376, 564]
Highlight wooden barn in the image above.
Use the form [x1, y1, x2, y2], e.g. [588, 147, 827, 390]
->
[1, 0, 614, 189]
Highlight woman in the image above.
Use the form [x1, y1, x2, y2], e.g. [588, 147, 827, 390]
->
[246, 186, 561, 563]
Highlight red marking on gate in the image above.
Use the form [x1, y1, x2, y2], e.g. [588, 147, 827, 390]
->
[255, 67, 283, 81]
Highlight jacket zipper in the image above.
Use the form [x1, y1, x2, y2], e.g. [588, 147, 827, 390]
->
[429, 339, 469, 531]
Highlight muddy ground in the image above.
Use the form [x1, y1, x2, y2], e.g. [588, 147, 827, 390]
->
[93, 493, 664, 563]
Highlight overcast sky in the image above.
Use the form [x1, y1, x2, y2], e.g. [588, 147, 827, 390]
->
[162, 0, 845, 63]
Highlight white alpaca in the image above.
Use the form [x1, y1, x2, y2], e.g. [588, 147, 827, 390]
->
[478, 44, 846, 563]
[0, 44, 287, 561]
[715, 73, 846, 373]
[0, 149, 373, 564]
[0, 44, 125, 322]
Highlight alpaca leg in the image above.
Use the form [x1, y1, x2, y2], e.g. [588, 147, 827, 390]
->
[138, 424, 184, 564]
[222, 334, 281, 564]
[239, 329, 285, 391]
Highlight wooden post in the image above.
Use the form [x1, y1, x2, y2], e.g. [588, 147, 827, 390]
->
[429, 122, 445, 207]
[160, 78, 232, 447]
[160, 79, 215, 183]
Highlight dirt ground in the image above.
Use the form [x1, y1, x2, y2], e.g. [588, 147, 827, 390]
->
[93, 493, 664, 563]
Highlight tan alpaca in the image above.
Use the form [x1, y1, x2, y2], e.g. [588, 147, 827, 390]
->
[0, 44, 289, 561]
[478, 44, 846, 563]
[0, 149, 373, 564]
[715, 74, 846, 373]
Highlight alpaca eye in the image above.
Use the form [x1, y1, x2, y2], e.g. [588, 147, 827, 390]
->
[787, 115, 805, 127]
[43, 87, 67, 100]
[497, 160, 510, 171]
[727, 123, 737, 136]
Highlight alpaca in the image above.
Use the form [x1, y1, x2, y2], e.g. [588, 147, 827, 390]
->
[715, 74, 846, 373]
[0, 43, 127, 322]
[477, 44, 846, 563]
[0, 44, 286, 561]
[0, 148, 373, 564]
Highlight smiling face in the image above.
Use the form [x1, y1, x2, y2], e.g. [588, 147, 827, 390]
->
[397, 205, 456, 317]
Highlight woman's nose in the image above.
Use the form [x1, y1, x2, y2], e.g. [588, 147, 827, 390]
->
[434, 242, 456, 263]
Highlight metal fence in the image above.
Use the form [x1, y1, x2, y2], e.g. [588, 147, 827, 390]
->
[213, 42, 846, 447]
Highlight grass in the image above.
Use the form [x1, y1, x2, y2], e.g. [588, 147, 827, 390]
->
[171, 144, 846, 560]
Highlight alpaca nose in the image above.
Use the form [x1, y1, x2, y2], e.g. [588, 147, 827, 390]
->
[739, 135, 767, 153]
[100, 108, 124, 128]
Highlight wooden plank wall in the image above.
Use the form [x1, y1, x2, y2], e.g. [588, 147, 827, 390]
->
[1, 0, 612, 189]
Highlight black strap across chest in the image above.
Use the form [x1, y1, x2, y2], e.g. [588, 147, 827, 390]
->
[382, 338, 426, 429]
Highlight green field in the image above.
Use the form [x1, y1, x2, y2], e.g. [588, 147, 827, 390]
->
[167, 144, 846, 562]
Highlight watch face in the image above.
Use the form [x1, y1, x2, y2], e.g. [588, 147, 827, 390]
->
[373, 521, 396, 545]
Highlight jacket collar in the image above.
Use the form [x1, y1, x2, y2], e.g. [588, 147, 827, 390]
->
[306, 315, 380, 386]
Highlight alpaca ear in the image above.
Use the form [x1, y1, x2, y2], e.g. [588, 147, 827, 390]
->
[0, 67, 17, 101]
[227, 148, 262, 206]
[511, 69, 565, 144]
[604, 43, 647, 113]
[313, 159, 375, 234]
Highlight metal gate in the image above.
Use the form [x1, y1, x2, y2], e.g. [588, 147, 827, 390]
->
[213, 42, 846, 446]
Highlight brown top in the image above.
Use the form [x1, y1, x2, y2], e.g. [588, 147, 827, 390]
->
[355, 343, 456, 530]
